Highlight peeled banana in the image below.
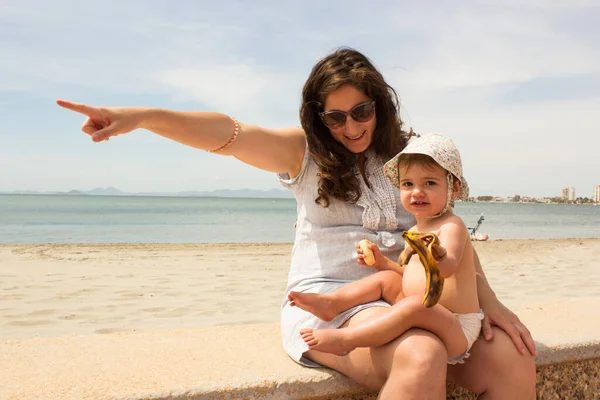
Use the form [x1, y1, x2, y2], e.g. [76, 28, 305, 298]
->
[401, 231, 444, 308]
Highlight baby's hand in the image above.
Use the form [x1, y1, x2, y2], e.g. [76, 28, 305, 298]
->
[431, 243, 447, 262]
[425, 230, 447, 262]
[356, 240, 384, 270]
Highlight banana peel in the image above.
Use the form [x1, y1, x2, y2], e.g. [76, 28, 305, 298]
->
[401, 231, 444, 308]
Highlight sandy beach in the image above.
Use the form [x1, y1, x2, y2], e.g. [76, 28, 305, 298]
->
[1, 239, 599, 340]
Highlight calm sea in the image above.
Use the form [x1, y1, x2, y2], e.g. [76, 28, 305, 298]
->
[0, 194, 599, 244]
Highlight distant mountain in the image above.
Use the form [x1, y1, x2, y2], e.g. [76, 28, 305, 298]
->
[4, 187, 294, 199]
[7, 190, 43, 195]
[86, 187, 125, 196]
[179, 188, 293, 198]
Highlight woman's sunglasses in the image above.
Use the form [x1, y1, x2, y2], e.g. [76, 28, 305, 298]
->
[319, 100, 376, 128]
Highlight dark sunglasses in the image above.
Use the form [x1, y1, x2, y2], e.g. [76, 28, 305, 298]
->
[319, 100, 376, 128]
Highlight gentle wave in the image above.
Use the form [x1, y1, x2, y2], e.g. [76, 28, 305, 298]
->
[1, 194, 599, 244]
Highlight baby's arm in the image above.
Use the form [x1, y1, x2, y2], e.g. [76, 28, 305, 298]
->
[435, 217, 469, 278]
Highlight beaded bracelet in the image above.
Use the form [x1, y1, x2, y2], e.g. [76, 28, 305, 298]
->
[209, 117, 240, 153]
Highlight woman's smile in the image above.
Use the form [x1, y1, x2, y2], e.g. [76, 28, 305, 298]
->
[345, 130, 366, 140]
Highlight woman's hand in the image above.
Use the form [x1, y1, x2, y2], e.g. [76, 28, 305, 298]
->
[57, 100, 145, 142]
[472, 248, 537, 356]
[480, 296, 537, 356]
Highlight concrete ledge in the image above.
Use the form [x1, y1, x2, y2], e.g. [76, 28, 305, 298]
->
[1, 299, 599, 399]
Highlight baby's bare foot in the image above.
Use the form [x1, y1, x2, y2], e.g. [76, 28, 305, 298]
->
[299, 328, 355, 356]
[287, 291, 337, 321]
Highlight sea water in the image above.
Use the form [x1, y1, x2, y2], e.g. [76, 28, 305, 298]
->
[1, 194, 598, 244]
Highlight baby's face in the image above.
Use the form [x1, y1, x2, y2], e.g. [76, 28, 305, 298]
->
[398, 162, 449, 218]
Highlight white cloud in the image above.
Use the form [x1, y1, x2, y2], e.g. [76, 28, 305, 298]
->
[478, 0, 600, 9]
[0, 1, 598, 196]
[383, 7, 599, 94]
[158, 63, 301, 125]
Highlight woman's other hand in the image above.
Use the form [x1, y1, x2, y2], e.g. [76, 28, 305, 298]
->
[480, 296, 537, 356]
[57, 99, 144, 142]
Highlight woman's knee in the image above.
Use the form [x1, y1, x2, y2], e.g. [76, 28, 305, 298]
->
[371, 330, 448, 397]
[489, 328, 536, 397]
[495, 333, 537, 390]
[449, 327, 536, 397]
[388, 329, 447, 374]
[487, 327, 535, 378]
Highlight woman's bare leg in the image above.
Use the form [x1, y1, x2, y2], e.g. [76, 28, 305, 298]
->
[301, 295, 467, 357]
[305, 307, 447, 400]
[288, 270, 402, 321]
[447, 327, 536, 399]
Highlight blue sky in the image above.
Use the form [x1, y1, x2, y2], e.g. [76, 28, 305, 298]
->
[1, 0, 599, 198]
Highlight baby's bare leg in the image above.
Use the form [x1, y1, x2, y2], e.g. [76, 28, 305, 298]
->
[300, 295, 467, 357]
[289, 270, 403, 321]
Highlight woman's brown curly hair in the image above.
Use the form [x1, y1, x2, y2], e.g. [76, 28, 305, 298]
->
[300, 47, 409, 207]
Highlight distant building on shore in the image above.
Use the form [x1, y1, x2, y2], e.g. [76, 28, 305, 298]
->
[593, 185, 600, 203]
[561, 187, 576, 201]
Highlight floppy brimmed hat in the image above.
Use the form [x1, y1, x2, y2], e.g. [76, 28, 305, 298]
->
[383, 133, 469, 200]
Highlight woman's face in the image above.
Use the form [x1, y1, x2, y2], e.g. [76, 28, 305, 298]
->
[323, 84, 377, 154]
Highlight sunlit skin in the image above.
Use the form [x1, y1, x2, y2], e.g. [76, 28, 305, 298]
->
[288, 160, 478, 358]
[399, 162, 457, 219]
[55, 71, 537, 399]
[323, 84, 376, 154]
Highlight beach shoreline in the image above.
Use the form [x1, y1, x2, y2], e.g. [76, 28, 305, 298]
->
[1, 239, 599, 340]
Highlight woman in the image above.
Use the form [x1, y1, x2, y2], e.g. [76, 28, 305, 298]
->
[57, 47, 536, 399]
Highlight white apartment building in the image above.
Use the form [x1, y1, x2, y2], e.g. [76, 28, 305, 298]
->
[561, 187, 576, 201]
[593, 185, 600, 203]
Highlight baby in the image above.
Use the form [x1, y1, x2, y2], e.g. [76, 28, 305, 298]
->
[288, 133, 483, 364]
